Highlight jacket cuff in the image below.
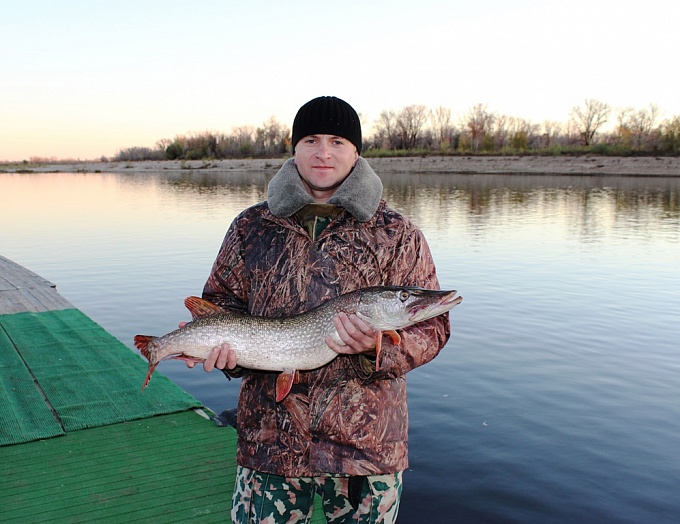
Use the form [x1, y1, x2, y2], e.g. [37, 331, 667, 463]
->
[221, 366, 248, 380]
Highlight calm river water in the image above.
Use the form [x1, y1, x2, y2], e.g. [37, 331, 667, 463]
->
[2, 168, 679, 523]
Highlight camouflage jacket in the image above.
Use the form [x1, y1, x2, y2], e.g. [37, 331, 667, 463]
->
[203, 158, 451, 477]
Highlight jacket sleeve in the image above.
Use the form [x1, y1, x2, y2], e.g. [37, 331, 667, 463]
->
[201, 215, 251, 378]
[202, 215, 250, 315]
[365, 224, 451, 379]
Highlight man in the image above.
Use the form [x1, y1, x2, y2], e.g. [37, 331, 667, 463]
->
[193, 96, 450, 523]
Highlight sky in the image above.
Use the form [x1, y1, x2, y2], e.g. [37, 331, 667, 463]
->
[2, 0, 679, 161]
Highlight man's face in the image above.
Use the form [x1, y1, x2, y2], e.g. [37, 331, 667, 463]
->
[294, 134, 359, 202]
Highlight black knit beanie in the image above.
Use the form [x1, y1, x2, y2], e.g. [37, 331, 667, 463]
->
[292, 96, 362, 154]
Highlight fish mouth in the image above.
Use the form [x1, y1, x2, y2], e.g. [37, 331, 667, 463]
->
[441, 290, 462, 306]
[408, 290, 462, 321]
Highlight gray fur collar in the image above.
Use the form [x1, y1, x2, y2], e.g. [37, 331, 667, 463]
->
[267, 157, 383, 222]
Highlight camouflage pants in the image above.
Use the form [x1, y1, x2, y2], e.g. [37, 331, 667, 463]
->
[231, 465, 402, 523]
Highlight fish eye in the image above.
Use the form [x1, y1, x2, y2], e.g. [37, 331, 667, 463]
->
[398, 290, 410, 302]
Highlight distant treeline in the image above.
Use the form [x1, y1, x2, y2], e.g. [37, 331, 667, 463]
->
[111, 99, 680, 162]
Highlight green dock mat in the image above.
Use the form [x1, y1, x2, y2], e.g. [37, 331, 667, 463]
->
[0, 410, 327, 523]
[0, 410, 236, 523]
[0, 326, 65, 444]
[0, 309, 201, 446]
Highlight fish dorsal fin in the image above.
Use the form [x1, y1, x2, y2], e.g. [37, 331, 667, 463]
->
[184, 296, 225, 319]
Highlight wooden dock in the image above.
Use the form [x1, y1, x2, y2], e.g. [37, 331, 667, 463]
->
[0, 255, 326, 523]
[0, 254, 238, 521]
[0, 256, 325, 523]
[0, 255, 75, 314]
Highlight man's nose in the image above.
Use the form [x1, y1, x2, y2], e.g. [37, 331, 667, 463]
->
[315, 140, 331, 157]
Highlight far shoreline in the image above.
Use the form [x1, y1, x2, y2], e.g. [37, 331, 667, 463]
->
[3, 155, 679, 176]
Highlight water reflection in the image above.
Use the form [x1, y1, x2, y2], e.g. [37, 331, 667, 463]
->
[165, 171, 270, 199]
[379, 173, 679, 238]
[106, 170, 680, 235]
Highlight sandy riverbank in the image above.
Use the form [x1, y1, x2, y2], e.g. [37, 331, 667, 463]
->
[4, 155, 680, 176]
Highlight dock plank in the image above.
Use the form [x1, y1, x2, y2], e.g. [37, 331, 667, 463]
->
[0, 255, 74, 313]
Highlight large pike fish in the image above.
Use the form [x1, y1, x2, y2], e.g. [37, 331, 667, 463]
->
[134, 286, 462, 401]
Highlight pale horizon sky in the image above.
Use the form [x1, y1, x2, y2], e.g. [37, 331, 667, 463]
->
[2, 0, 679, 162]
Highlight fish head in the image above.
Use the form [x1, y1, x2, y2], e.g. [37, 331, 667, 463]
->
[356, 286, 462, 330]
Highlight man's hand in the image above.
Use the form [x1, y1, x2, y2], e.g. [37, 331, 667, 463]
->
[201, 343, 237, 372]
[327, 312, 376, 355]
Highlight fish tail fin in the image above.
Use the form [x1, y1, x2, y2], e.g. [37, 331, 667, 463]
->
[184, 296, 225, 320]
[134, 335, 155, 360]
[134, 335, 158, 392]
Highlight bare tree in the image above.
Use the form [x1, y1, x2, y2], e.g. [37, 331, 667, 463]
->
[256, 116, 290, 156]
[155, 138, 173, 152]
[431, 106, 455, 148]
[217, 126, 256, 158]
[505, 117, 537, 150]
[628, 104, 660, 148]
[462, 104, 495, 151]
[661, 116, 680, 153]
[374, 110, 398, 149]
[570, 99, 610, 146]
[494, 114, 510, 149]
[396, 105, 429, 149]
[533, 121, 563, 149]
[232, 126, 255, 143]
[613, 107, 635, 145]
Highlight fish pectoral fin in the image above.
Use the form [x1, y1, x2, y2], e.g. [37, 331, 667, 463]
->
[374, 330, 400, 372]
[385, 330, 401, 345]
[276, 369, 297, 402]
[184, 296, 225, 319]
